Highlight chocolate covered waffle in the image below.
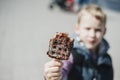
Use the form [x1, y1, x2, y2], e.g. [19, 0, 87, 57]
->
[47, 32, 74, 60]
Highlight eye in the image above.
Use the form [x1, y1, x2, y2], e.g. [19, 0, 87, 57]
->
[95, 29, 102, 32]
[85, 27, 91, 30]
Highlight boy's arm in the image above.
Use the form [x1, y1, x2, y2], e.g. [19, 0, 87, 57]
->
[44, 54, 73, 80]
[62, 54, 73, 80]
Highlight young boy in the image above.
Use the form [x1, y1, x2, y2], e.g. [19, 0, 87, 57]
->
[44, 4, 114, 80]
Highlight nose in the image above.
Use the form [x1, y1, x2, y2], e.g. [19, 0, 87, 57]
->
[89, 30, 96, 38]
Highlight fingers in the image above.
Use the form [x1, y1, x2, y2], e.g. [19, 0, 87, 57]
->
[45, 66, 61, 73]
[50, 76, 62, 80]
[45, 59, 63, 68]
[46, 73, 62, 80]
[44, 59, 63, 74]
[46, 72, 62, 78]
[44, 59, 63, 80]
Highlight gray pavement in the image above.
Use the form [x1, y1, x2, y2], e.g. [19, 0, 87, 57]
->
[0, 0, 120, 80]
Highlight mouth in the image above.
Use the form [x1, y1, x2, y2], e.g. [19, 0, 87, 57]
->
[89, 40, 96, 44]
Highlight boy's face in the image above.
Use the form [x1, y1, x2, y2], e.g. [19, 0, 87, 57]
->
[75, 12, 106, 51]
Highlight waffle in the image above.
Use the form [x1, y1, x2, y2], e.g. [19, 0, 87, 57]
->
[47, 32, 74, 60]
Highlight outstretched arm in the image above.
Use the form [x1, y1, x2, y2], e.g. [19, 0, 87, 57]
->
[62, 54, 73, 80]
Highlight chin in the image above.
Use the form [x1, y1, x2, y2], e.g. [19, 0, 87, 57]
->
[86, 45, 96, 50]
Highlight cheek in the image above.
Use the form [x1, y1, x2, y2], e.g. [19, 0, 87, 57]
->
[96, 32, 104, 40]
[80, 29, 88, 37]
[79, 30, 88, 41]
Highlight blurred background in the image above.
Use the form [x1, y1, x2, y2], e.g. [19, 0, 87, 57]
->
[0, 0, 120, 80]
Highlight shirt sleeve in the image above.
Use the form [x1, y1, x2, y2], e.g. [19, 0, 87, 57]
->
[61, 54, 73, 80]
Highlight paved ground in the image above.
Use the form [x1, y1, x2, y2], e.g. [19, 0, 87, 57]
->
[0, 0, 120, 80]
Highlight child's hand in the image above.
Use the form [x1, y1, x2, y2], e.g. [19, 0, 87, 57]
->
[44, 59, 63, 80]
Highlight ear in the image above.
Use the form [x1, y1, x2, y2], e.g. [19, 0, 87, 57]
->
[74, 23, 80, 34]
[103, 27, 106, 35]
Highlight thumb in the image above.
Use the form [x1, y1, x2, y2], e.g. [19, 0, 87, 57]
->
[52, 59, 63, 67]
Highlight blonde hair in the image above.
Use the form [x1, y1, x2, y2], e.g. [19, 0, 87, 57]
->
[78, 4, 106, 26]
